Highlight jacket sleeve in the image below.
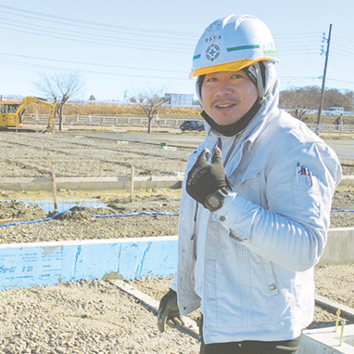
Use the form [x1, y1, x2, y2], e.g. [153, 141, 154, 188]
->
[214, 141, 342, 271]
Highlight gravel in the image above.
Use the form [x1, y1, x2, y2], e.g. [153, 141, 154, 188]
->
[0, 279, 199, 354]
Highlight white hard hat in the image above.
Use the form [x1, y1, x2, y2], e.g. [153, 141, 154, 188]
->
[190, 14, 278, 79]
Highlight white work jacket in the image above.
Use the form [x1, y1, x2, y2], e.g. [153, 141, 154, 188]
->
[172, 66, 342, 345]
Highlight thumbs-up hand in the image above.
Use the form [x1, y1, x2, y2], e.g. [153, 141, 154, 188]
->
[186, 147, 231, 210]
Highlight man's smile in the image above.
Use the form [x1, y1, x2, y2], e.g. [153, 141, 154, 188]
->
[215, 103, 236, 108]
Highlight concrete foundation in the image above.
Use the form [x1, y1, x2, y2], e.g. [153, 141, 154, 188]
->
[0, 175, 352, 191]
[318, 228, 354, 266]
[339, 176, 354, 187]
[300, 325, 354, 353]
[0, 227, 353, 290]
[0, 176, 183, 192]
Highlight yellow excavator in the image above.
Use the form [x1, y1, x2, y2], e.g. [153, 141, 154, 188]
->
[0, 96, 57, 131]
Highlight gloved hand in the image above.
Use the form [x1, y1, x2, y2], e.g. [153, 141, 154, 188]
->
[186, 146, 231, 208]
[157, 289, 184, 333]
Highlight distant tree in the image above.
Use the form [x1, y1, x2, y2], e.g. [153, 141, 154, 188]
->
[279, 86, 354, 119]
[89, 95, 96, 101]
[344, 91, 354, 111]
[324, 89, 354, 111]
[131, 87, 168, 133]
[279, 86, 321, 119]
[34, 71, 85, 131]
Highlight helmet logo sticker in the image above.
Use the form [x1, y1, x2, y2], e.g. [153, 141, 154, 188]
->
[205, 35, 222, 43]
[206, 44, 220, 62]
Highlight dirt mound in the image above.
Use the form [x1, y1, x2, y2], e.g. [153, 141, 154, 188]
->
[0, 201, 47, 221]
[0, 189, 352, 245]
[53, 208, 93, 221]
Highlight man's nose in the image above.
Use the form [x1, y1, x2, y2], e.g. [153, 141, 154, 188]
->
[215, 81, 233, 96]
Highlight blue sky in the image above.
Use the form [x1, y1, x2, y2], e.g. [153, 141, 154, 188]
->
[0, 0, 353, 102]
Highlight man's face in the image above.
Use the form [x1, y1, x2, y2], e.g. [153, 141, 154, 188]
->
[201, 70, 258, 125]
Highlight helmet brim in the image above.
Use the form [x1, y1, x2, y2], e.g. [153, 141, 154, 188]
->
[189, 57, 279, 79]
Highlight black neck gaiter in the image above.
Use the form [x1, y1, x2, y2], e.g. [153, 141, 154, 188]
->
[201, 97, 262, 137]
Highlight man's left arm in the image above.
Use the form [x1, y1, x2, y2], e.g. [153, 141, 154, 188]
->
[214, 141, 342, 271]
[187, 142, 342, 271]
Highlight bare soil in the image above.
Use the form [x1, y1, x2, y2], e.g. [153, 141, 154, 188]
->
[0, 186, 352, 245]
[0, 132, 352, 353]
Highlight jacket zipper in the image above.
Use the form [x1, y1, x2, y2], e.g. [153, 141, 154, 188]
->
[190, 134, 239, 255]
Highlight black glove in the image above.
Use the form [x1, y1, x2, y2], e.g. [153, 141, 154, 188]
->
[186, 147, 231, 209]
[157, 289, 184, 333]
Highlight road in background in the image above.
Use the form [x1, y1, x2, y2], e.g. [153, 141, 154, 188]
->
[324, 140, 354, 160]
[66, 131, 353, 161]
[66, 131, 204, 148]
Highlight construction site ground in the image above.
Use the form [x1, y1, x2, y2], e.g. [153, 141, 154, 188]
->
[0, 131, 353, 353]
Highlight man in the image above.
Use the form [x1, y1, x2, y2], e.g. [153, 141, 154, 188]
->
[158, 14, 341, 354]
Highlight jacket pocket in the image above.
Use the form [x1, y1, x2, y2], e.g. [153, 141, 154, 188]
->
[233, 170, 265, 207]
[231, 165, 263, 188]
[261, 258, 280, 297]
[293, 172, 320, 217]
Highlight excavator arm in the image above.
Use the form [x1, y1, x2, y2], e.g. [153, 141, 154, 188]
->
[0, 96, 56, 129]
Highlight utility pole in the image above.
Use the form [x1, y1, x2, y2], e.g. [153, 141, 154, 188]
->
[315, 24, 332, 136]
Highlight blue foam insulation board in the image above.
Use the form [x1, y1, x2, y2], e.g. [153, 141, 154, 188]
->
[0, 236, 178, 290]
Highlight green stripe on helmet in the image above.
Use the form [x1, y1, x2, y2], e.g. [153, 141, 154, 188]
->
[227, 45, 260, 52]
[193, 54, 201, 60]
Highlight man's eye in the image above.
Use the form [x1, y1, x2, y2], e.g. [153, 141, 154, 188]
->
[231, 74, 243, 79]
[207, 77, 217, 82]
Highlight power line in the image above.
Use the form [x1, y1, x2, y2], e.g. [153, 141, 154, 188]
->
[0, 24, 192, 54]
[331, 53, 354, 62]
[0, 5, 327, 47]
[277, 50, 319, 55]
[273, 32, 320, 38]
[276, 42, 321, 49]
[0, 22, 321, 57]
[278, 47, 319, 51]
[0, 58, 187, 80]
[331, 46, 354, 57]
[0, 5, 329, 60]
[279, 76, 321, 81]
[0, 53, 189, 74]
[0, 5, 199, 40]
[332, 34, 354, 46]
[325, 78, 354, 85]
[0, 15, 194, 49]
[0, 20, 194, 53]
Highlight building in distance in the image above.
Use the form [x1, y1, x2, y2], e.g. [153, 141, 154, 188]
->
[164, 93, 194, 107]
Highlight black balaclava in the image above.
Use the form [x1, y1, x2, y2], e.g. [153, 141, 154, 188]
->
[198, 62, 266, 136]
